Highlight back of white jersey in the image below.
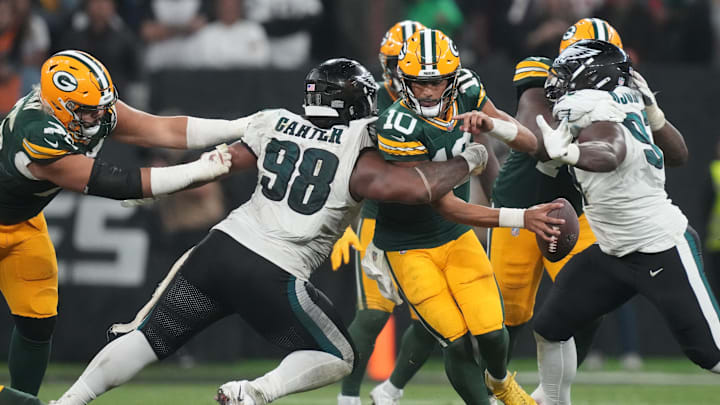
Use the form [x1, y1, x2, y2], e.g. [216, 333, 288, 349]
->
[214, 109, 375, 279]
[554, 87, 687, 257]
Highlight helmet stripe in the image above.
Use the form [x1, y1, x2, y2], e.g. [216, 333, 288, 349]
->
[402, 21, 413, 41]
[423, 29, 433, 69]
[591, 18, 607, 41]
[56, 50, 110, 90]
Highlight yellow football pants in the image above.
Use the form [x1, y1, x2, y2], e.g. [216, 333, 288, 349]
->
[386, 230, 504, 344]
[489, 213, 596, 326]
[0, 213, 58, 318]
[355, 218, 418, 320]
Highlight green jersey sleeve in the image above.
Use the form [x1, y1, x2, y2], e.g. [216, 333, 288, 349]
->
[455, 68, 487, 111]
[513, 56, 552, 99]
[376, 104, 429, 162]
[17, 110, 78, 164]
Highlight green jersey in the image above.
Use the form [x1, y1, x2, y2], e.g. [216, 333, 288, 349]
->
[360, 81, 401, 220]
[373, 68, 488, 251]
[491, 57, 584, 215]
[0, 89, 112, 224]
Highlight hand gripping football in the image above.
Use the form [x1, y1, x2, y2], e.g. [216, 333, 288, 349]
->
[536, 197, 579, 262]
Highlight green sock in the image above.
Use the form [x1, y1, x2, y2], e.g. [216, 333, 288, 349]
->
[475, 327, 509, 379]
[442, 335, 490, 405]
[388, 320, 435, 388]
[505, 323, 526, 365]
[0, 386, 45, 405]
[8, 327, 51, 396]
[575, 316, 604, 366]
[340, 309, 391, 396]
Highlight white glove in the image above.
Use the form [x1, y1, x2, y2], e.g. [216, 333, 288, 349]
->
[536, 115, 579, 165]
[150, 143, 232, 196]
[459, 143, 488, 175]
[632, 70, 666, 131]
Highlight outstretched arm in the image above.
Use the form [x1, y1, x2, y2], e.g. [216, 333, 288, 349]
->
[431, 192, 564, 241]
[538, 116, 627, 172]
[111, 101, 252, 149]
[349, 145, 485, 204]
[454, 97, 538, 153]
[28, 145, 231, 199]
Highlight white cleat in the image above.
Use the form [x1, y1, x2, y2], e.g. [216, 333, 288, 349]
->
[215, 380, 264, 405]
[337, 393, 362, 405]
[369, 380, 403, 405]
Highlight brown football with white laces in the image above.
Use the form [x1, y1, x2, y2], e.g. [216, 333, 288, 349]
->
[536, 197, 579, 262]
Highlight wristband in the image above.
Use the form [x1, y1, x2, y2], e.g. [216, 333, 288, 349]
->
[562, 144, 580, 165]
[499, 208, 525, 228]
[644, 104, 666, 132]
[186, 116, 250, 149]
[486, 118, 518, 143]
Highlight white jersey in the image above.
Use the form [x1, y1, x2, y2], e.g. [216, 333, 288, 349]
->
[554, 87, 688, 257]
[214, 109, 375, 280]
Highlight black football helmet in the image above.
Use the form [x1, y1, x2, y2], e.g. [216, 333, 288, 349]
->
[545, 39, 631, 101]
[304, 58, 378, 126]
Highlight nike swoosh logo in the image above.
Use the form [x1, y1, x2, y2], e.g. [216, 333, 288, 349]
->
[391, 135, 406, 142]
[649, 267, 664, 277]
[44, 138, 59, 148]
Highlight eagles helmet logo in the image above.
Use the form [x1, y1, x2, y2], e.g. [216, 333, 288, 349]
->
[556, 45, 602, 65]
[52, 71, 78, 92]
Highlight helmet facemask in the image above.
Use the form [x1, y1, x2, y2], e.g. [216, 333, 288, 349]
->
[400, 72, 459, 118]
[61, 89, 117, 144]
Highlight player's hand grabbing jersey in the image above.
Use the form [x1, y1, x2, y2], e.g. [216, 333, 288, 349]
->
[555, 87, 687, 256]
[491, 57, 584, 215]
[373, 68, 486, 251]
[0, 89, 113, 224]
[214, 109, 376, 280]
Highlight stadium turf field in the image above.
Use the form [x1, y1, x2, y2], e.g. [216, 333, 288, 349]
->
[13, 358, 719, 404]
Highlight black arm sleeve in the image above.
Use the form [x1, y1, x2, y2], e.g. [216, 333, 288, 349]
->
[84, 159, 143, 199]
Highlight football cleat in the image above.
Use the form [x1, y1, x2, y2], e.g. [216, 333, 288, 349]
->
[484, 371, 537, 405]
[397, 29, 461, 118]
[40, 50, 117, 144]
[369, 380, 403, 405]
[379, 20, 425, 94]
[215, 380, 264, 405]
[559, 18, 623, 53]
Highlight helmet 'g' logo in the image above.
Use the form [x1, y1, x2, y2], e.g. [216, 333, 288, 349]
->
[399, 42, 408, 60]
[562, 26, 577, 41]
[449, 40, 459, 57]
[53, 71, 78, 92]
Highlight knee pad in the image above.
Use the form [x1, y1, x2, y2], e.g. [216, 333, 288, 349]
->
[12, 315, 55, 342]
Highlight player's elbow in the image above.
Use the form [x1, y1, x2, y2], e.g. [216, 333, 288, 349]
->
[665, 148, 689, 167]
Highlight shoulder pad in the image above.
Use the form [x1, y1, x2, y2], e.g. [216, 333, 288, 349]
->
[22, 118, 78, 162]
[513, 56, 552, 88]
[553, 90, 626, 135]
[513, 57, 552, 99]
[455, 68, 487, 110]
[376, 105, 428, 161]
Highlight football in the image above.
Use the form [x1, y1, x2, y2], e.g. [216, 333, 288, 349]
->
[536, 197, 580, 262]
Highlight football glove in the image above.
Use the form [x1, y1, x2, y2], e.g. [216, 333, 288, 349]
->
[330, 226, 363, 271]
[537, 115, 579, 165]
[459, 143, 489, 176]
[631, 70, 666, 131]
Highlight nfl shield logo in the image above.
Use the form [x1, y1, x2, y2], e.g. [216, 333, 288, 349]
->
[306, 83, 316, 91]
[511, 227, 520, 236]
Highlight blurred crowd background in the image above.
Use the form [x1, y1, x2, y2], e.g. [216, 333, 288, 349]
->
[1, 0, 719, 366]
[0, 0, 717, 115]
